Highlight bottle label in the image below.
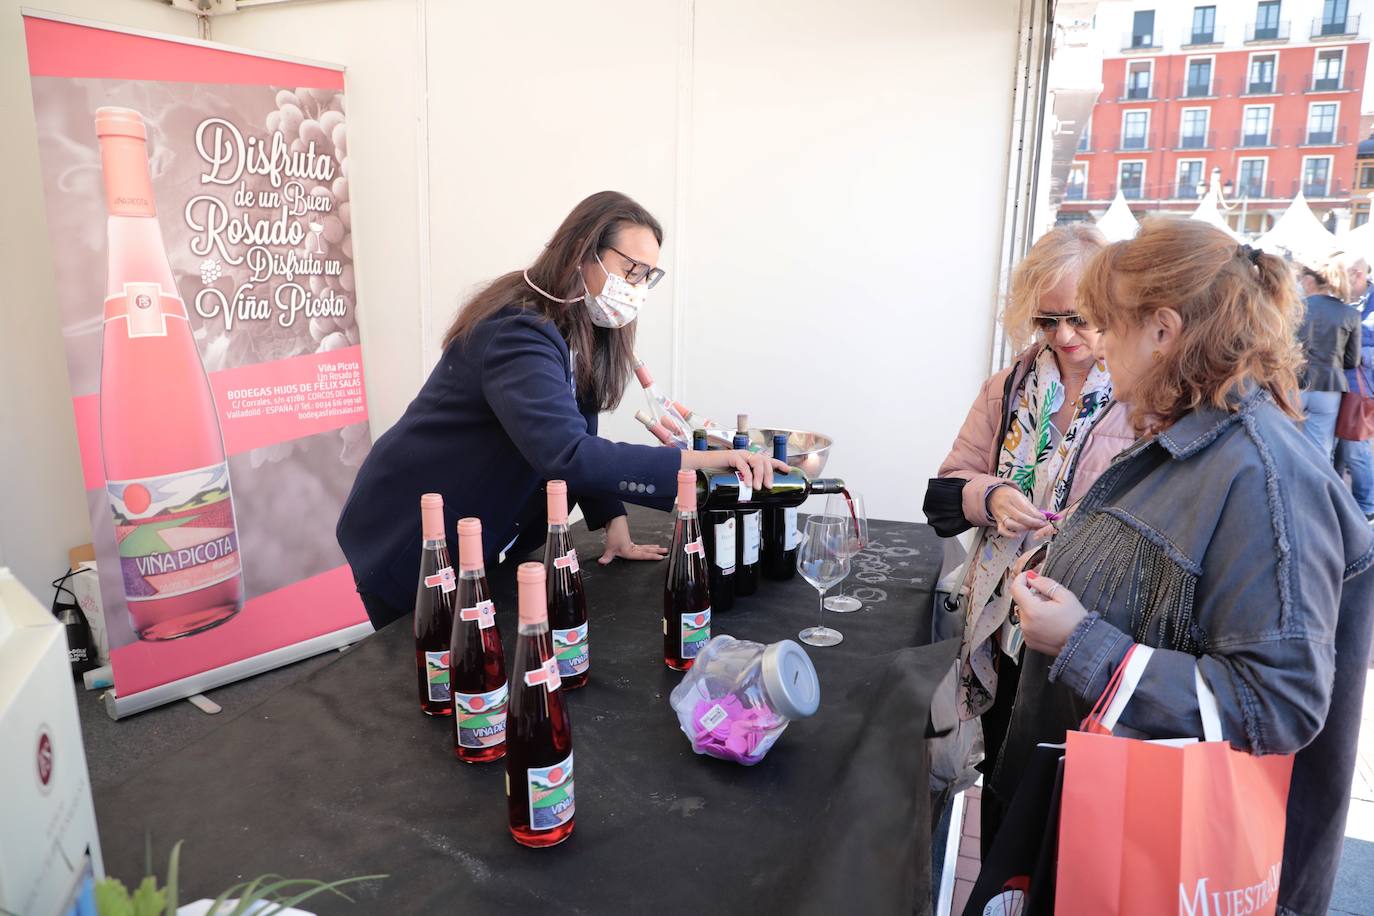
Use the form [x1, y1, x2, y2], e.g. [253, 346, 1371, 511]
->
[553, 622, 590, 677]
[554, 550, 580, 574]
[685, 537, 705, 556]
[742, 513, 760, 564]
[734, 471, 754, 504]
[680, 608, 711, 659]
[524, 656, 562, 693]
[459, 599, 496, 630]
[104, 282, 187, 339]
[425, 650, 451, 702]
[454, 683, 508, 748]
[108, 461, 241, 603]
[714, 517, 736, 572]
[527, 751, 575, 831]
[424, 566, 456, 594]
[785, 507, 800, 550]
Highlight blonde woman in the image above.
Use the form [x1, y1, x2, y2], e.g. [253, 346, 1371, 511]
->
[1296, 258, 1361, 459]
[923, 224, 1135, 847]
[1002, 219, 1373, 913]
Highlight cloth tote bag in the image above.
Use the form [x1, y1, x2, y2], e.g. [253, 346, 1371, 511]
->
[1055, 646, 1294, 915]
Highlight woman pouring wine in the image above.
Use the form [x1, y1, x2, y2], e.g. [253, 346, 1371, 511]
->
[337, 191, 786, 629]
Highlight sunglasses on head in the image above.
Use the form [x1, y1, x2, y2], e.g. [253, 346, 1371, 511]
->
[1032, 313, 1092, 332]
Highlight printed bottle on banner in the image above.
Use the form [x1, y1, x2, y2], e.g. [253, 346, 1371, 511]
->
[506, 562, 576, 847]
[414, 493, 456, 717]
[451, 516, 507, 763]
[694, 430, 735, 612]
[733, 418, 761, 597]
[664, 469, 712, 672]
[541, 480, 589, 690]
[761, 434, 799, 581]
[96, 106, 244, 641]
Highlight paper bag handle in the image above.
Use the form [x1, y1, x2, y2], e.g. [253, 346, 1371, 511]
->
[1089, 645, 1224, 742]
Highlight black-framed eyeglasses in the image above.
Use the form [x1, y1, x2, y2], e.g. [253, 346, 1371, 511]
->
[607, 245, 666, 289]
[1032, 312, 1093, 332]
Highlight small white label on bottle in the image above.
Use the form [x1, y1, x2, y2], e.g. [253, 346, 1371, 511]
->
[554, 550, 579, 573]
[685, 537, 704, 556]
[714, 517, 736, 571]
[524, 657, 562, 692]
[784, 507, 800, 550]
[459, 599, 496, 629]
[698, 703, 729, 731]
[735, 471, 754, 504]
[743, 513, 760, 564]
[424, 566, 457, 594]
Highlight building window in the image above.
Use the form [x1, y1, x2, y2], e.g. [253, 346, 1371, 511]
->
[1119, 161, 1145, 199]
[1359, 164, 1374, 188]
[1307, 102, 1337, 143]
[1177, 160, 1205, 198]
[1191, 6, 1217, 43]
[1357, 210, 1370, 228]
[1122, 111, 1150, 150]
[1304, 156, 1332, 195]
[1253, 1, 1283, 40]
[1078, 116, 1092, 151]
[1132, 10, 1156, 47]
[1248, 54, 1276, 93]
[1314, 49, 1344, 90]
[1186, 59, 1214, 97]
[1126, 61, 1153, 99]
[1238, 159, 1268, 197]
[1181, 109, 1210, 148]
[1066, 163, 1088, 200]
[1242, 106, 1272, 145]
[1320, 0, 1349, 35]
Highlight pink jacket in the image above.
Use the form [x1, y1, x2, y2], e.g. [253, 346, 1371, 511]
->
[937, 348, 1137, 528]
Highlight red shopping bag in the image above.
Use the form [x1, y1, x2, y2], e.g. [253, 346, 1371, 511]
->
[1055, 646, 1294, 915]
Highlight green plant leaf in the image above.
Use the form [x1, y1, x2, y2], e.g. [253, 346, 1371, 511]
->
[129, 877, 166, 916]
[266, 875, 387, 914]
[163, 841, 182, 916]
[206, 880, 255, 915]
[94, 878, 134, 916]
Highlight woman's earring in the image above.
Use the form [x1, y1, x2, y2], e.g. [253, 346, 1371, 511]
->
[1151, 350, 1163, 364]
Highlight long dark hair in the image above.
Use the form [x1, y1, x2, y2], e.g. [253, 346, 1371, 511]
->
[442, 191, 664, 411]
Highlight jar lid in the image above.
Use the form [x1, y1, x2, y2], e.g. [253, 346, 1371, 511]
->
[760, 639, 819, 719]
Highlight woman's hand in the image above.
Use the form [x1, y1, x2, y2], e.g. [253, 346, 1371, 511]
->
[681, 448, 791, 489]
[988, 485, 1055, 540]
[1008, 571, 1088, 656]
[598, 515, 668, 565]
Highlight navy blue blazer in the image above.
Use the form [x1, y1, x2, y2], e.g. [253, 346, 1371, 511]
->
[337, 307, 681, 613]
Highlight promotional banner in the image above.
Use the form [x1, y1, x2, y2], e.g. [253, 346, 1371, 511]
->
[23, 12, 372, 712]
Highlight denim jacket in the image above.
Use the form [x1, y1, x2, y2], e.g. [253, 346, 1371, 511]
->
[991, 385, 1374, 916]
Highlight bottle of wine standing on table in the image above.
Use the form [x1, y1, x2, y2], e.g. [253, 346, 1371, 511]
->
[96, 107, 244, 641]
[693, 431, 735, 612]
[664, 470, 712, 671]
[451, 517, 507, 762]
[414, 493, 456, 716]
[542, 480, 589, 689]
[733, 417, 761, 597]
[506, 562, 576, 847]
[761, 433, 800, 580]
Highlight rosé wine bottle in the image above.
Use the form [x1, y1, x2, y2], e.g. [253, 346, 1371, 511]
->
[414, 493, 456, 716]
[96, 107, 244, 641]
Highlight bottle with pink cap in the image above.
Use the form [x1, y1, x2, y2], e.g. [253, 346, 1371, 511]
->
[541, 481, 589, 689]
[631, 358, 691, 447]
[414, 493, 456, 716]
[663, 469, 712, 671]
[450, 516, 507, 763]
[505, 562, 576, 847]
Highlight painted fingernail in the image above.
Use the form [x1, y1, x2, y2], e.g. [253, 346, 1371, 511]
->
[1026, 570, 1038, 580]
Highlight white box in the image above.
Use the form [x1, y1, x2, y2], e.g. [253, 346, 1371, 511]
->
[0, 568, 104, 916]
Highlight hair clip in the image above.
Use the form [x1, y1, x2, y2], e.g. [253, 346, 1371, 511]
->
[1238, 244, 1263, 266]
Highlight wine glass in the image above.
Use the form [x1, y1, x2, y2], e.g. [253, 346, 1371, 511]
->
[797, 516, 850, 647]
[823, 492, 868, 612]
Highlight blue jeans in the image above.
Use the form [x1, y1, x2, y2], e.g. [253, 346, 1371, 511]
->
[1336, 437, 1374, 515]
[1301, 390, 1342, 462]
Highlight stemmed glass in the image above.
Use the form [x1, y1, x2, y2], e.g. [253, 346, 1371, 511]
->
[823, 492, 868, 612]
[797, 516, 850, 647]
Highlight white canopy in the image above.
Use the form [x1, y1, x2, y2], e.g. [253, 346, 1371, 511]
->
[1337, 220, 1374, 264]
[1095, 190, 1139, 242]
[1255, 191, 1336, 265]
[1189, 188, 1242, 240]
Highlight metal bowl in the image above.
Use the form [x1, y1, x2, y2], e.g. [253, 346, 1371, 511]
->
[703, 426, 833, 478]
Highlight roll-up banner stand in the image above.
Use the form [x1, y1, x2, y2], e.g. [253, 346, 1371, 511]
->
[21, 10, 374, 718]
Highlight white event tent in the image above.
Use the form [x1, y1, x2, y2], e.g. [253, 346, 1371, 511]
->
[1095, 189, 1140, 242]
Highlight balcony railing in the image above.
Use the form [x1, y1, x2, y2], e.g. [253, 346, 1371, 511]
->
[1174, 182, 1203, 200]
[1116, 132, 1156, 152]
[1243, 73, 1285, 95]
[1295, 177, 1348, 197]
[1175, 130, 1215, 150]
[1122, 31, 1161, 51]
[1112, 81, 1156, 101]
[1182, 25, 1224, 46]
[1064, 183, 1086, 201]
[1236, 179, 1276, 199]
[1302, 125, 1348, 146]
[1306, 69, 1357, 92]
[1246, 19, 1291, 42]
[1311, 14, 1360, 38]
[1176, 77, 1221, 99]
[1235, 127, 1281, 148]
[1118, 182, 1145, 200]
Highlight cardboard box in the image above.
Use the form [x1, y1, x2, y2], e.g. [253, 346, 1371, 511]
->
[0, 568, 104, 916]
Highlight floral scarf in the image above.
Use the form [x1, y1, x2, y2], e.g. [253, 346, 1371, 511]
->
[957, 347, 1113, 719]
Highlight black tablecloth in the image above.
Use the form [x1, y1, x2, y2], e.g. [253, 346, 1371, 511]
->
[95, 507, 949, 915]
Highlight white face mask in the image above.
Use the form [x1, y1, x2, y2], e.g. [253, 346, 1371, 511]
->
[584, 254, 647, 328]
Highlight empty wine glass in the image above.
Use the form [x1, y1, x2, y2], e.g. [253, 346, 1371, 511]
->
[823, 492, 868, 612]
[797, 516, 850, 647]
